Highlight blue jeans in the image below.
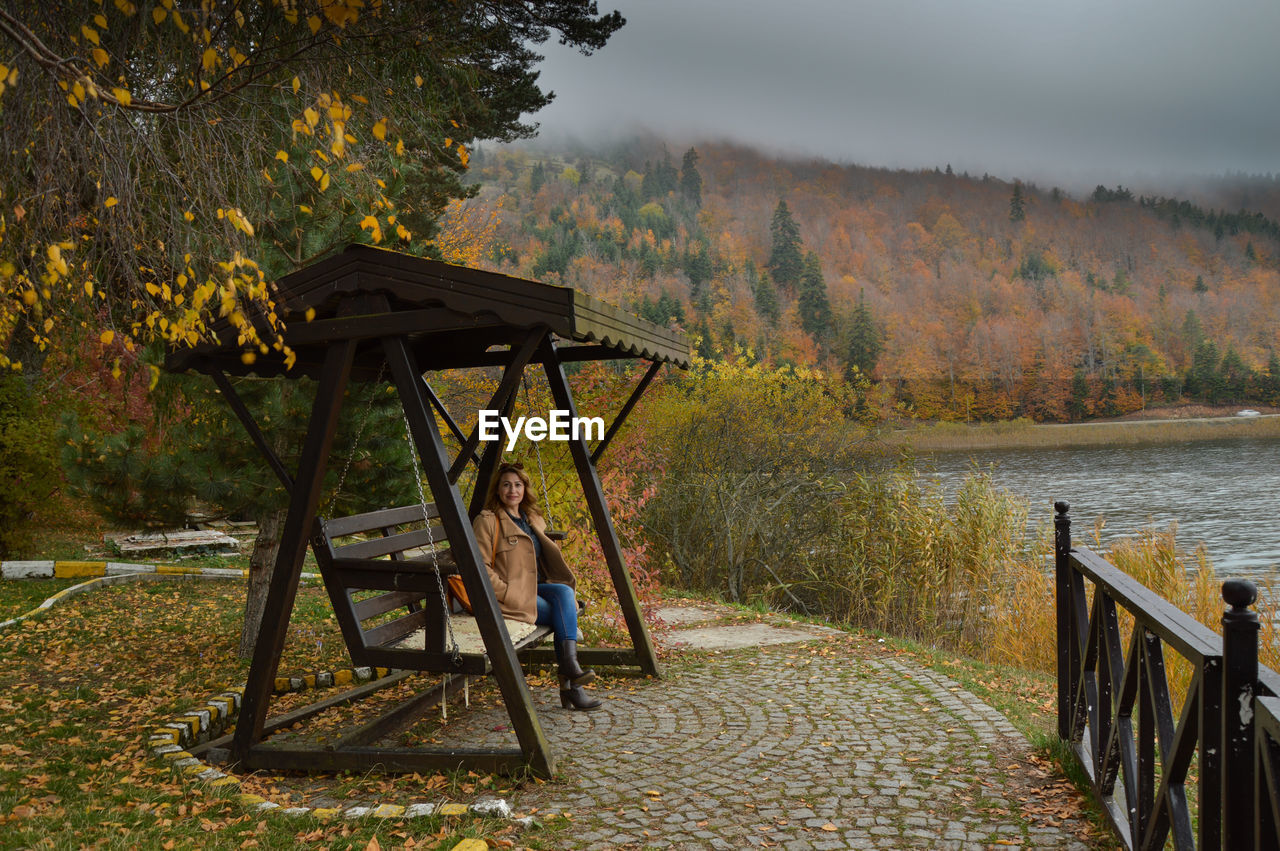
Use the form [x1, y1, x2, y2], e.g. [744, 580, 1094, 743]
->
[535, 582, 578, 642]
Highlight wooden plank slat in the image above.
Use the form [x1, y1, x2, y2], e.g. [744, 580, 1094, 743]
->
[324, 504, 439, 538]
[332, 564, 455, 594]
[363, 610, 429, 647]
[331, 677, 467, 749]
[189, 670, 416, 758]
[334, 524, 447, 560]
[352, 590, 427, 622]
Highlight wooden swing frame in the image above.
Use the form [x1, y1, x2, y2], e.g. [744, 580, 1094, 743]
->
[166, 245, 689, 777]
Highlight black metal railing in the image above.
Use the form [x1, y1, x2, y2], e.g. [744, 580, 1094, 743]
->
[1054, 501, 1280, 851]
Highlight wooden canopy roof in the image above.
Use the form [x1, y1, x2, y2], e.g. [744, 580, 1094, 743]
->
[166, 245, 690, 378]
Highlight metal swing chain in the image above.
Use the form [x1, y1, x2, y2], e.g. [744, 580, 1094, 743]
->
[329, 363, 387, 512]
[399, 407, 462, 666]
[521, 373, 556, 531]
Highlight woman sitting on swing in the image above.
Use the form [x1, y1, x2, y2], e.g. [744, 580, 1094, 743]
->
[473, 461, 602, 711]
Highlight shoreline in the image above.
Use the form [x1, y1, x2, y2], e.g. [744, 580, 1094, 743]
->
[885, 410, 1280, 452]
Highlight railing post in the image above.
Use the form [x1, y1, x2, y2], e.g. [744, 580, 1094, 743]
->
[1055, 501, 1072, 740]
[1222, 578, 1259, 851]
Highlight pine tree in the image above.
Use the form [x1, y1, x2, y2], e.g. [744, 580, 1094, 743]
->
[1193, 275, 1208, 294]
[768, 200, 804, 293]
[683, 241, 714, 312]
[62, 373, 417, 656]
[798, 251, 833, 345]
[844, 288, 882, 381]
[680, 147, 703, 207]
[749, 263, 781, 328]
[1263, 351, 1280, 405]
[1009, 181, 1026, 222]
[1068, 369, 1090, 421]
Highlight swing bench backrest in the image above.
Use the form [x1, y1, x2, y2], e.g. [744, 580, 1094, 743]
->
[312, 503, 551, 675]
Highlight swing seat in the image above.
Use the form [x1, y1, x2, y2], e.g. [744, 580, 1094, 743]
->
[314, 503, 552, 676]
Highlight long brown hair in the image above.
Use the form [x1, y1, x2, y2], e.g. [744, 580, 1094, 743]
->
[483, 462, 542, 517]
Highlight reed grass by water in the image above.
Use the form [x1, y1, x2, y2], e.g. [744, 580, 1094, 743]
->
[892, 414, 1280, 452]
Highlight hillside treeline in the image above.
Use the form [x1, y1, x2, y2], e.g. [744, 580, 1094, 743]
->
[462, 139, 1280, 421]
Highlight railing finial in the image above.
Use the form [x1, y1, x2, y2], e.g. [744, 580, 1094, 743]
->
[1222, 577, 1258, 612]
[1054, 500, 1070, 516]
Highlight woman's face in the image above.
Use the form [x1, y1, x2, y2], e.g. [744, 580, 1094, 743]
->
[498, 471, 525, 511]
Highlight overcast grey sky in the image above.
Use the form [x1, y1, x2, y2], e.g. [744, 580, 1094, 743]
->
[527, 0, 1280, 186]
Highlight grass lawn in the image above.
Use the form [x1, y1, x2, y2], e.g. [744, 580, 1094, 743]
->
[0, 577, 558, 850]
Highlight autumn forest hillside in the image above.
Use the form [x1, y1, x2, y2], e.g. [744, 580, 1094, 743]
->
[458, 137, 1280, 422]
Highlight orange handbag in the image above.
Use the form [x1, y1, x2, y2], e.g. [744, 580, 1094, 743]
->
[447, 515, 500, 614]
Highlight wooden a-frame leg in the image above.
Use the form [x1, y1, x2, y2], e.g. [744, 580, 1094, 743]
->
[383, 334, 556, 778]
[540, 340, 661, 678]
[231, 340, 356, 764]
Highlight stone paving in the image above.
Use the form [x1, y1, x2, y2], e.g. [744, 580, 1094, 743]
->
[434, 606, 1101, 849]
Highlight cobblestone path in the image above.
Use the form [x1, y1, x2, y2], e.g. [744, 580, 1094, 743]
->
[440, 616, 1102, 849]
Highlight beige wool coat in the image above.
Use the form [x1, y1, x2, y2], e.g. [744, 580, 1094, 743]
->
[472, 509, 576, 624]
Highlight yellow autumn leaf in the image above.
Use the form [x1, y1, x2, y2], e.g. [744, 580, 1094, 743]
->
[305, 307, 316, 321]
[298, 204, 312, 214]
[152, 7, 166, 24]
[149, 364, 160, 390]
[345, 163, 364, 172]
[112, 87, 132, 106]
[372, 118, 387, 140]
[275, 150, 289, 163]
[241, 351, 257, 365]
[303, 106, 318, 128]
[414, 74, 423, 88]
[308, 15, 322, 34]
[92, 47, 109, 68]
[103, 197, 118, 208]
[310, 166, 323, 182]
[72, 81, 86, 101]
[319, 172, 330, 191]
[359, 215, 378, 231]
[100, 330, 115, 345]
[291, 76, 300, 94]
[202, 48, 217, 71]
[111, 360, 121, 380]
[183, 210, 194, 221]
[81, 25, 100, 46]
[395, 138, 405, 156]
[94, 14, 106, 27]
[444, 137, 452, 148]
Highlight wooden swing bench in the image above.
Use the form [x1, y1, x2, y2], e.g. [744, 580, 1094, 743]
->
[314, 502, 554, 677]
[166, 245, 689, 777]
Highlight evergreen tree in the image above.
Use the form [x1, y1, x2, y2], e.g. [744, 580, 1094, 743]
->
[1220, 346, 1253, 402]
[1181, 310, 1204, 353]
[768, 200, 805, 293]
[1187, 338, 1222, 402]
[844, 289, 882, 382]
[530, 161, 546, 195]
[798, 251, 833, 345]
[683, 242, 714, 312]
[695, 316, 716, 360]
[1068, 369, 1090, 421]
[1009, 181, 1026, 222]
[61, 373, 417, 656]
[1263, 351, 1280, 405]
[680, 147, 703, 207]
[1193, 274, 1208, 294]
[750, 264, 781, 328]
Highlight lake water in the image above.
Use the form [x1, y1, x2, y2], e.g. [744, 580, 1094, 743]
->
[919, 436, 1280, 581]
